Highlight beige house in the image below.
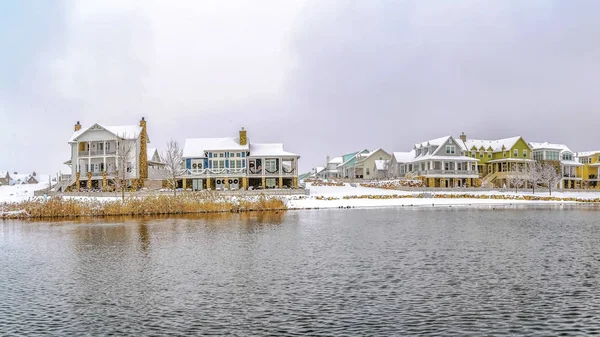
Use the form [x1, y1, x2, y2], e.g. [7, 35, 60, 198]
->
[0, 171, 10, 186]
[352, 149, 391, 180]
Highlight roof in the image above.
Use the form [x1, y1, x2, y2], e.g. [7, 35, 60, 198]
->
[414, 136, 453, 149]
[529, 142, 573, 153]
[393, 150, 415, 163]
[561, 160, 583, 167]
[464, 136, 524, 153]
[249, 143, 299, 157]
[182, 137, 249, 158]
[577, 151, 600, 157]
[69, 124, 143, 142]
[0, 170, 9, 177]
[328, 156, 343, 164]
[374, 160, 389, 170]
[338, 149, 370, 168]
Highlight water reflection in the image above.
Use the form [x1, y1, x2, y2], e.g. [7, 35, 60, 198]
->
[2, 208, 600, 335]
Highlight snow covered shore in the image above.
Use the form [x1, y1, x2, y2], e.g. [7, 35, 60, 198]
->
[0, 183, 50, 203]
[283, 183, 600, 209]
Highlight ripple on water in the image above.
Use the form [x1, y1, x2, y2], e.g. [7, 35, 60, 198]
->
[1, 209, 600, 335]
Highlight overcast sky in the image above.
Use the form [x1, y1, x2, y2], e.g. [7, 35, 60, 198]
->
[2, 0, 600, 175]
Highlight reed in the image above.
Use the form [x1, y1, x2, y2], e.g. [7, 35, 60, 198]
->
[0, 193, 287, 219]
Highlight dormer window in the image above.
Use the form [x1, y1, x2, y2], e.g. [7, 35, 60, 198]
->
[446, 145, 456, 154]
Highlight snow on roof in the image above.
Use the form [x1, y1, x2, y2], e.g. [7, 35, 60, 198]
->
[183, 137, 248, 158]
[315, 166, 325, 173]
[464, 136, 523, 152]
[374, 160, 389, 170]
[249, 143, 299, 157]
[529, 142, 573, 153]
[393, 151, 415, 163]
[0, 170, 9, 177]
[577, 151, 600, 157]
[414, 136, 451, 149]
[69, 124, 143, 142]
[328, 156, 343, 164]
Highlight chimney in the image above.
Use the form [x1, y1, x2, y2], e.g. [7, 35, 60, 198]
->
[459, 132, 467, 142]
[75, 121, 82, 131]
[139, 117, 148, 180]
[239, 127, 247, 145]
[326, 155, 330, 164]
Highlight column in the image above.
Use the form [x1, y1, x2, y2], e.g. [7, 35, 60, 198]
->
[183, 178, 187, 189]
[102, 171, 107, 190]
[103, 140, 106, 155]
[293, 177, 298, 188]
[225, 178, 229, 190]
[262, 177, 266, 189]
[242, 177, 248, 190]
[278, 177, 283, 188]
[75, 172, 80, 191]
[206, 178, 211, 190]
[87, 172, 92, 190]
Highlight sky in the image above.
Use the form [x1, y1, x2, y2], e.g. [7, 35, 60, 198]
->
[1, 0, 600, 175]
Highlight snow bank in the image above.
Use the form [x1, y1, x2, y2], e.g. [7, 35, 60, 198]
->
[0, 183, 50, 203]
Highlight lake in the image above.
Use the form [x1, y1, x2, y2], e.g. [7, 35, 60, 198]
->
[2, 206, 600, 336]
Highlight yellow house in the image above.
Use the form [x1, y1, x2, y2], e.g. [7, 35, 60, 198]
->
[462, 134, 534, 188]
[576, 151, 600, 189]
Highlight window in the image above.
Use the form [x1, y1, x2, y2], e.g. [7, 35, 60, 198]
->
[523, 150, 528, 158]
[488, 153, 492, 159]
[513, 149, 518, 157]
[230, 160, 243, 169]
[218, 153, 224, 158]
[236, 153, 241, 157]
[366, 168, 370, 175]
[503, 151, 506, 158]
[126, 162, 132, 173]
[479, 152, 483, 158]
[211, 160, 225, 169]
[446, 145, 455, 154]
[265, 159, 277, 172]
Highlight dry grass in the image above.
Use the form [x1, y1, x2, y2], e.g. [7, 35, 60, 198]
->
[0, 193, 286, 219]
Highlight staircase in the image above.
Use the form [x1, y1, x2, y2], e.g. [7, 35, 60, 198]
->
[481, 172, 499, 187]
[51, 175, 76, 192]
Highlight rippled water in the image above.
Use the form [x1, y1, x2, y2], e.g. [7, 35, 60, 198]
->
[2, 206, 600, 335]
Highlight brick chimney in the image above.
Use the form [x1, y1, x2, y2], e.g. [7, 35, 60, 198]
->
[139, 117, 148, 180]
[239, 127, 247, 146]
[75, 121, 82, 131]
[460, 132, 467, 142]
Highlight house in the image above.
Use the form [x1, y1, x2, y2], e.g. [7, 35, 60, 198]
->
[461, 133, 534, 188]
[388, 151, 415, 178]
[0, 171, 11, 186]
[337, 149, 371, 178]
[63, 118, 151, 191]
[403, 135, 479, 187]
[529, 142, 583, 189]
[351, 149, 391, 180]
[181, 128, 300, 190]
[576, 151, 600, 189]
[318, 156, 343, 179]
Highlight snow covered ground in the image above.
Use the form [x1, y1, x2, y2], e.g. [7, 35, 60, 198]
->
[284, 183, 600, 209]
[0, 182, 50, 203]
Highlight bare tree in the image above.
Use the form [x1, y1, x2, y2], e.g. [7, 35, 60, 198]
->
[541, 162, 562, 196]
[160, 139, 185, 196]
[508, 168, 526, 194]
[112, 136, 137, 202]
[526, 161, 544, 194]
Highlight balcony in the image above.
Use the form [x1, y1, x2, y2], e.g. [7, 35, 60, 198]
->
[415, 170, 479, 177]
[78, 150, 117, 157]
[183, 168, 247, 177]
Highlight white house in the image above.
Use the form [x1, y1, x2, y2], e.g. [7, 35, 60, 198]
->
[61, 118, 151, 191]
[399, 136, 479, 187]
[181, 128, 300, 190]
[529, 142, 582, 189]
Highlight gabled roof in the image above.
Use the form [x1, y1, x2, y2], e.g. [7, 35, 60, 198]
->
[249, 143, 299, 157]
[338, 149, 370, 167]
[182, 137, 249, 158]
[414, 136, 453, 149]
[392, 150, 415, 163]
[357, 148, 391, 162]
[464, 136, 526, 153]
[328, 156, 343, 164]
[529, 142, 573, 154]
[69, 124, 144, 142]
[0, 170, 9, 178]
[577, 151, 600, 157]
